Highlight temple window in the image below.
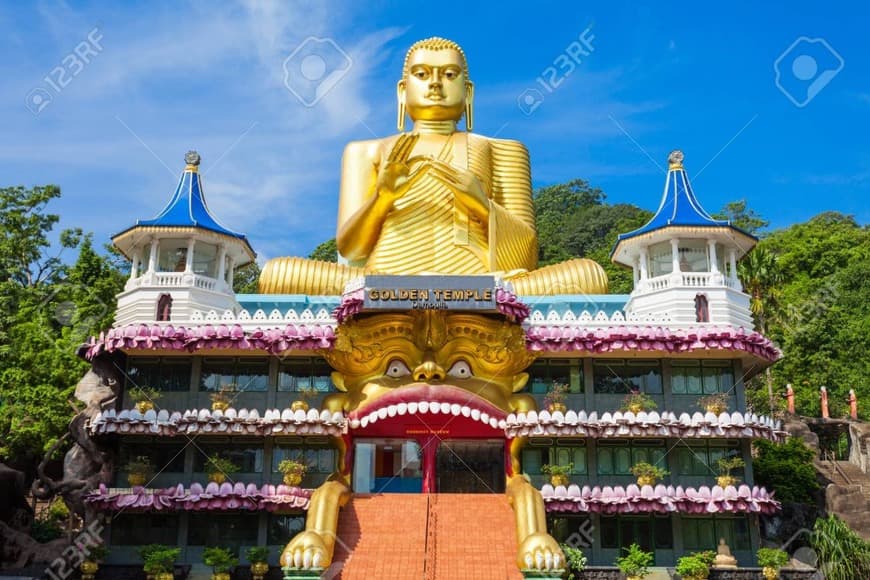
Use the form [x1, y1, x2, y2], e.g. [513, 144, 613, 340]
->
[110, 514, 179, 545]
[156, 240, 189, 272]
[528, 359, 580, 394]
[670, 360, 733, 395]
[682, 516, 750, 551]
[277, 358, 335, 392]
[593, 360, 662, 394]
[191, 242, 218, 277]
[273, 443, 337, 485]
[521, 440, 588, 476]
[117, 443, 186, 483]
[648, 242, 673, 277]
[694, 293, 709, 322]
[673, 441, 742, 477]
[596, 439, 666, 476]
[126, 356, 192, 392]
[599, 515, 673, 551]
[194, 444, 264, 473]
[200, 357, 269, 392]
[156, 293, 172, 321]
[187, 513, 259, 546]
[547, 514, 593, 545]
[677, 240, 709, 272]
[267, 514, 306, 545]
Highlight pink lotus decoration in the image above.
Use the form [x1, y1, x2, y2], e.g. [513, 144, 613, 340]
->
[85, 482, 313, 512]
[525, 325, 780, 361]
[541, 483, 779, 514]
[84, 323, 336, 360]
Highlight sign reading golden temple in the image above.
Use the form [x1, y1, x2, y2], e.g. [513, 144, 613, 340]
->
[363, 275, 496, 311]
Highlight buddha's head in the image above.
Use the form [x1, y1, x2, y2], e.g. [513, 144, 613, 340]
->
[398, 37, 473, 131]
[325, 311, 533, 418]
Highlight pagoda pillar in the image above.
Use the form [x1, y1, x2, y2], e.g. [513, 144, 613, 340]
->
[185, 239, 196, 273]
[147, 239, 159, 273]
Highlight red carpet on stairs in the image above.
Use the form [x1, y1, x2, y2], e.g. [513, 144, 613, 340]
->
[329, 493, 524, 580]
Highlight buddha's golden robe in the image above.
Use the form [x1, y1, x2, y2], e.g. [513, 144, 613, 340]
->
[259, 132, 607, 295]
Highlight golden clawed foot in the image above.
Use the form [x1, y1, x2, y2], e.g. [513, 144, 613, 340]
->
[517, 532, 564, 571]
[281, 530, 329, 569]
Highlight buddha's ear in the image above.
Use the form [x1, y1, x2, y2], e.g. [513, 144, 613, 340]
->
[396, 80, 406, 132]
[331, 372, 348, 392]
[512, 372, 528, 393]
[465, 80, 474, 131]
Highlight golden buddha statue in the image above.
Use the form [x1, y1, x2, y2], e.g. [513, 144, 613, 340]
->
[259, 37, 608, 295]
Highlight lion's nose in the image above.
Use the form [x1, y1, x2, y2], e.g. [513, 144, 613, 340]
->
[413, 361, 445, 382]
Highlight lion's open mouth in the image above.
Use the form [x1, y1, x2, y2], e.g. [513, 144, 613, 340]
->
[347, 383, 508, 431]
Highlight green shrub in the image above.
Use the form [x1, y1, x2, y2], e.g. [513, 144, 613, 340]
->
[757, 547, 788, 569]
[246, 546, 269, 563]
[46, 498, 70, 522]
[560, 544, 587, 579]
[138, 544, 180, 574]
[30, 518, 63, 542]
[811, 515, 870, 580]
[675, 554, 710, 578]
[753, 437, 820, 503]
[615, 543, 653, 576]
[203, 547, 238, 573]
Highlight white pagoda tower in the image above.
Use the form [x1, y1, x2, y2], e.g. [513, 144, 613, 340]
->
[111, 151, 256, 325]
[611, 150, 756, 328]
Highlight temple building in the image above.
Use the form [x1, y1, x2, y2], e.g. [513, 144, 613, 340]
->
[79, 146, 782, 578]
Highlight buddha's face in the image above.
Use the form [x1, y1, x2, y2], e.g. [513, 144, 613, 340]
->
[401, 48, 468, 122]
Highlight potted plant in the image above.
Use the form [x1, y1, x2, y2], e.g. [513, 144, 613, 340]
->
[615, 543, 653, 580]
[246, 546, 270, 580]
[210, 384, 235, 411]
[698, 392, 729, 415]
[204, 455, 239, 484]
[560, 543, 587, 580]
[203, 546, 238, 580]
[620, 391, 657, 414]
[139, 544, 180, 580]
[80, 543, 108, 580]
[675, 553, 710, 580]
[757, 547, 789, 580]
[543, 382, 569, 413]
[630, 462, 668, 486]
[125, 456, 153, 487]
[129, 386, 161, 413]
[278, 458, 308, 487]
[541, 462, 573, 487]
[716, 456, 745, 487]
[291, 385, 319, 411]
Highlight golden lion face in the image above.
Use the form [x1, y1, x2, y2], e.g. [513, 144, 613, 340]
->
[324, 311, 536, 417]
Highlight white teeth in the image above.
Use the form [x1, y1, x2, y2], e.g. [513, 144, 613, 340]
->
[377, 407, 388, 419]
[489, 417, 498, 428]
[419, 401, 429, 413]
[350, 419, 360, 429]
[450, 403, 461, 416]
[430, 401, 440, 414]
[461, 406, 471, 417]
[471, 409, 481, 421]
[409, 402, 418, 414]
[440, 402, 451, 414]
[387, 405, 398, 417]
[361, 416, 369, 428]
[397, 403, 408, 415]
[481, 412, 490, 424]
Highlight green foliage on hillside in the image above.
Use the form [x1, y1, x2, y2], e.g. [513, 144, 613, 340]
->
[753, 437, 820, 504]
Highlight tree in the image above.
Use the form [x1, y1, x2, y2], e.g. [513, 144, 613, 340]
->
[309, 238, 338, 263]
[233, 261, 261, 294]
[713, 199, 770, 236]
[753, 437, 820, 504]
[0, 186, 124, 472]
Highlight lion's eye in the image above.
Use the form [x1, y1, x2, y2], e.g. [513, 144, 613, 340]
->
[447, 360, 473, 378]
[386, 359, 411, 378]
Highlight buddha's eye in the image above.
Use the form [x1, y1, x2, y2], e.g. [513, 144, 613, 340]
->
[412, 69, 428, 80]
[447, 360, 473, 379]
[444, 70, 457, 80]
[386, 359, 411, 378]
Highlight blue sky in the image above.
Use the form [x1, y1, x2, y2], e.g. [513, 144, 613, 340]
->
[2, 1, 867, 263]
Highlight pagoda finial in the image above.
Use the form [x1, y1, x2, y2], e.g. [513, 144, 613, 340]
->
[184, 150, 201, 171]
[668, 149, 684, 170]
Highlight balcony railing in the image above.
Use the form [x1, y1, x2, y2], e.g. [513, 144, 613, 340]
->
[126, 271, 221, 292]
[638, 272, 741, 294]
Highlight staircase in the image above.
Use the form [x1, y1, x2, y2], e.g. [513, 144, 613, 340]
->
[330, 494, 523, 580]
[815, 458, 870, 540]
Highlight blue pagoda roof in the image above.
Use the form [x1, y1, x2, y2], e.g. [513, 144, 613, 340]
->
[134, 151, 246, 239]
[616, 150, 737, 243]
